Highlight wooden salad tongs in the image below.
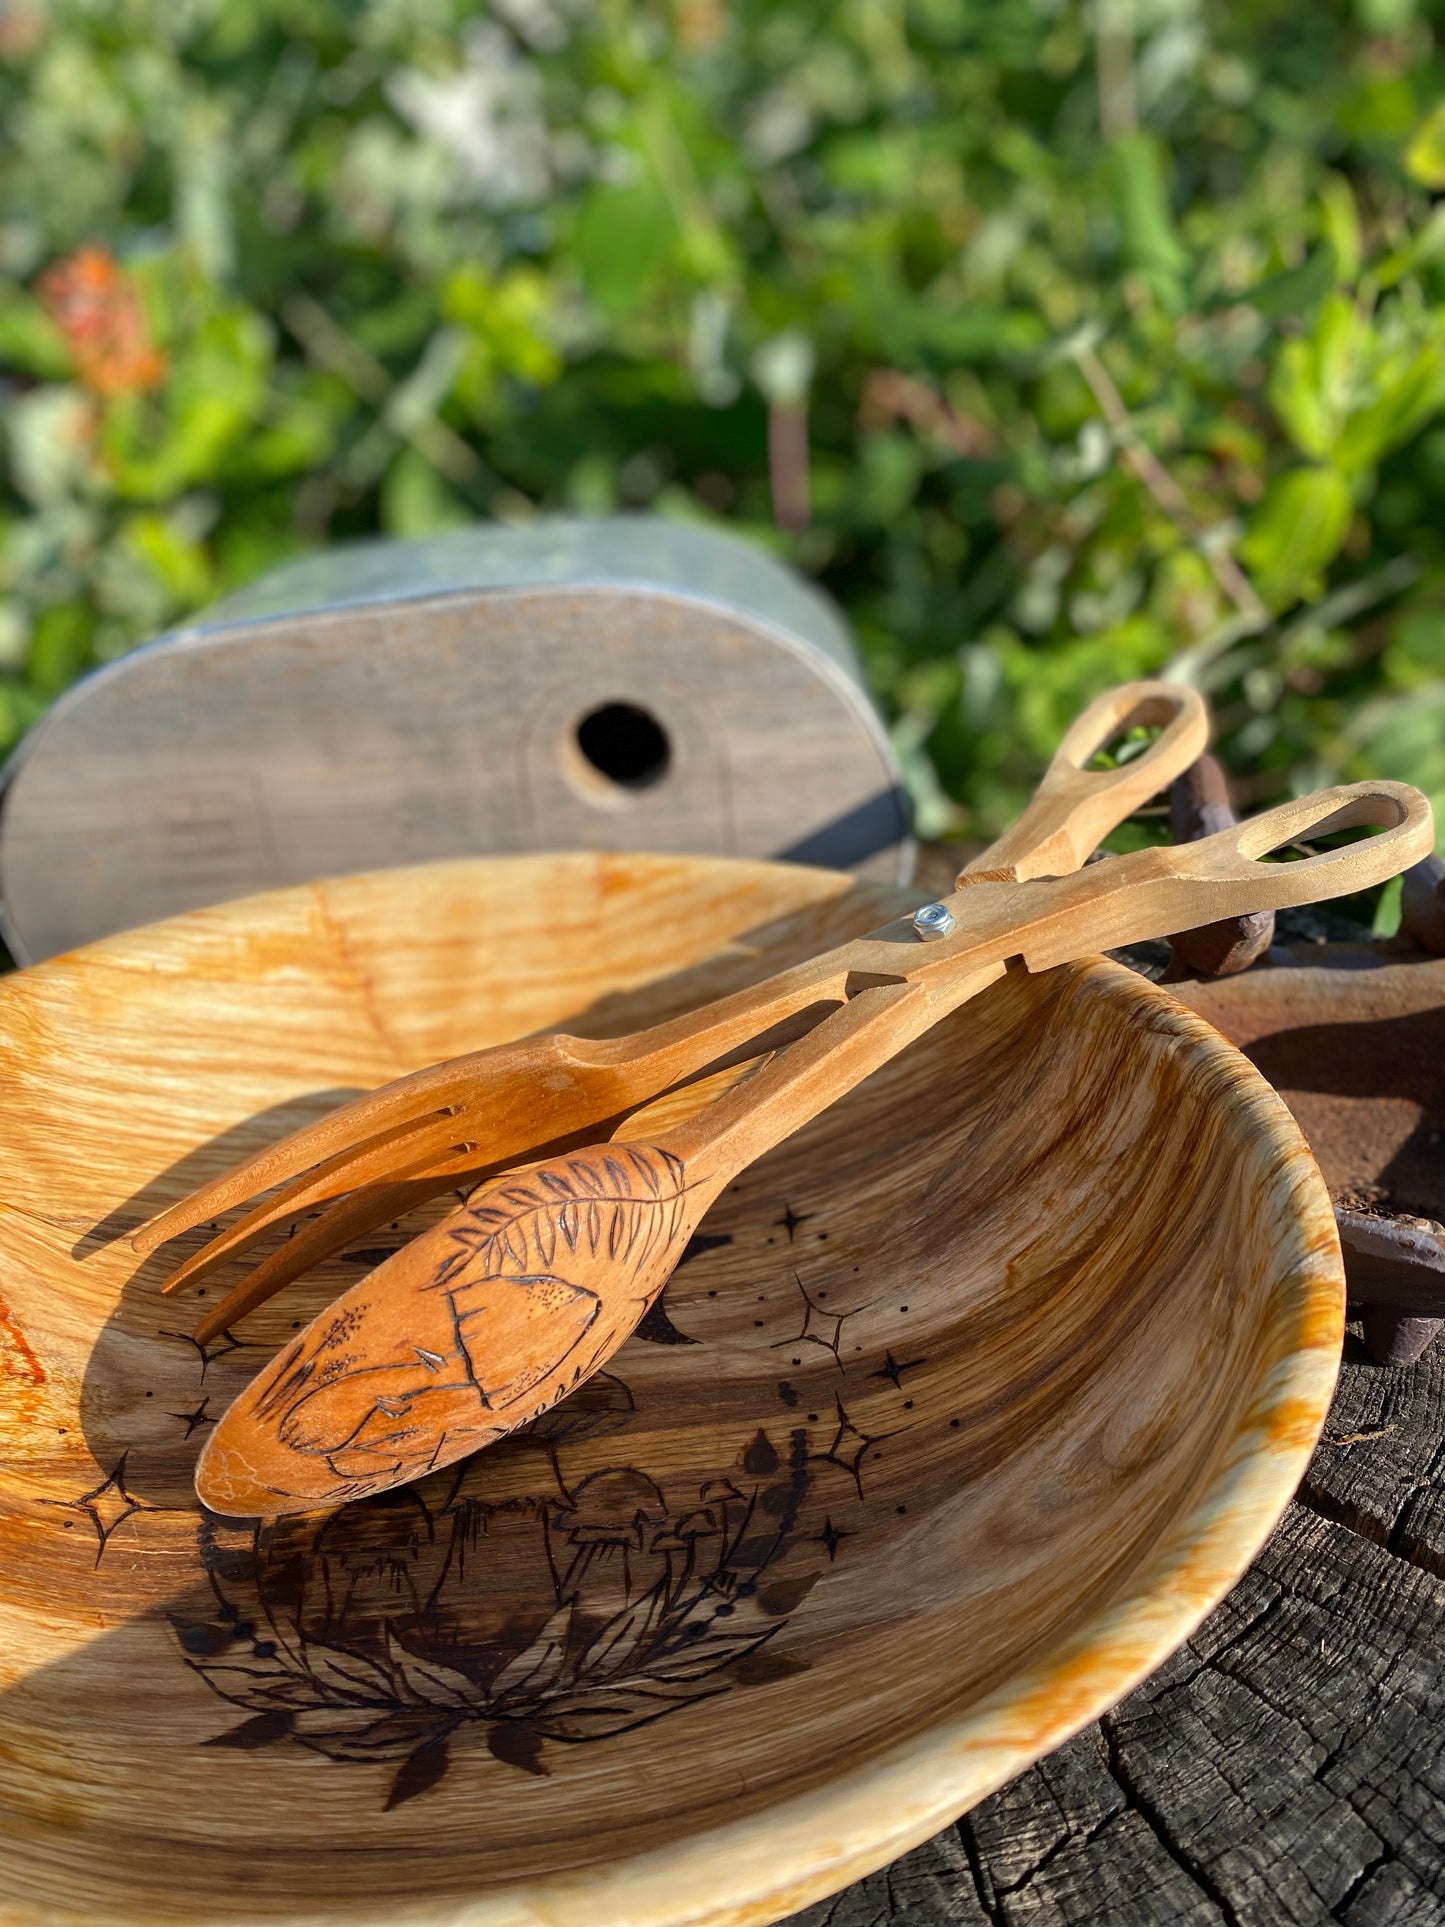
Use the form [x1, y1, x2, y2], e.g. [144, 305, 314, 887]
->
[137, 679, 1206, 1338]
[134, 686, 1432, 1519]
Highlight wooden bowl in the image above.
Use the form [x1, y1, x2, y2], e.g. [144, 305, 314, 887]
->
[0, 854, 1342, 1927]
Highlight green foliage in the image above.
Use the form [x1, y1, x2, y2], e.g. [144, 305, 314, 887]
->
[6, 0, 1445, 853]
[1242, 467, 1353, 608]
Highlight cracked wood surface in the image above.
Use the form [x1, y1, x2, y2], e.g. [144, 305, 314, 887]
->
[785, 1336, 1445, 1927]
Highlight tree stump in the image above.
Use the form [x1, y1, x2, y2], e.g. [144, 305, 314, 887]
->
[784, 1336, 1445, 1926]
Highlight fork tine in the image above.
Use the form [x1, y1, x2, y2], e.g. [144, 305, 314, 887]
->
[157, 1114, 487, 1296]
[190, 1171, 479, 1346]
[132, 1024, 634, 1259]
[183, 1064, 771, 1339]
[136, 983, 848, 1264]
[131, 1051, 499, 1257]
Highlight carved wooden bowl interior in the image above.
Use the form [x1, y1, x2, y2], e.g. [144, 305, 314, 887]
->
[0, 853, 1343, 1927]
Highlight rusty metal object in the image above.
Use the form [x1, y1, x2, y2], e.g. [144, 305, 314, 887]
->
[1175, 953, 1445, 1366]
[1336, 1206, 1445, 1364]
[1166, 754, 1276, 976]
[1400, 851, 1445, 954]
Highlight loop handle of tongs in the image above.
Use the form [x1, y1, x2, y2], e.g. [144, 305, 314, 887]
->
[1161, 779, 1433, 896]
[958, 680, 1210, 887]
[1012, 779, 1435, 972]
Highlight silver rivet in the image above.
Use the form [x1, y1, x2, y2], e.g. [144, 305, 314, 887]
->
[912, 901, 956, 941]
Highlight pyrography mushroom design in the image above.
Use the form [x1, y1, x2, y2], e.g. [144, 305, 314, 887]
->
[172, 1392, 835, 1806]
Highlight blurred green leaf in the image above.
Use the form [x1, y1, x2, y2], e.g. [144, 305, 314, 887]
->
[1269, 338, 1335, 461]
[124, 510, 213, 608]
[5, 388, 95, 506]
[853, 434, 924, 524]
[1384, 604, 1445, 687]
[1237, 247, 1336, 320]
[1319, 178, 1362, 284]
[1371, 871, 1403, 936]
[1110, 133, 1190, 312]
[0, 284, 70, 380]
[380, 448, 472, 537]
[27, 601, 92, 696]
[1406, 98, 1445, 188]
[1339, 74, 1418, 143]
[1335, 341, 1444, 470]
[573, 181, 677, 316]
[1241, 466, 1353, 607]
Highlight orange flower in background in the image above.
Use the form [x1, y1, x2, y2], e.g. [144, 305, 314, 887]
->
[0, 2, 45, 58]
[37, 247, 166, 398]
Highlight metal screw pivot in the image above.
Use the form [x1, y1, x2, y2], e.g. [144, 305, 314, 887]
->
[912, 901, 956, 941]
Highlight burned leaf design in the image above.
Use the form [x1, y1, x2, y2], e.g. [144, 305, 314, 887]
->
[202, 1709, 295, 1749]
[634, 1295, 700, 1344]
[487, 1724, 548, 1777]
[174, 1426, 831, 1799]
[433, 1147, 691, 1291]
[731, 1649, 812, 1686]
[385, 1737, 451, 1811]
[294, 1708, 455, 1764]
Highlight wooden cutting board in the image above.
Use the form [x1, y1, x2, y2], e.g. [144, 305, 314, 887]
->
[0, 517, 911, 962]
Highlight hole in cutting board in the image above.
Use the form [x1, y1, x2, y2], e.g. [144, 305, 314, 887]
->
[571, 702, 672, 795]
